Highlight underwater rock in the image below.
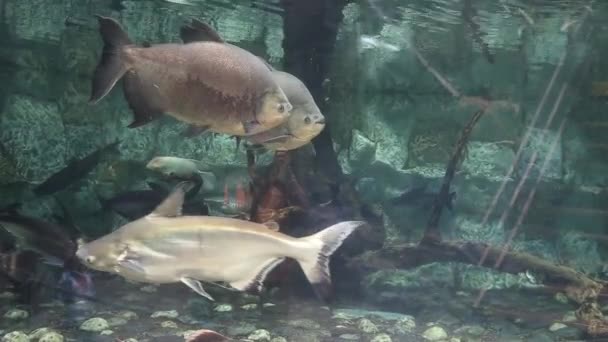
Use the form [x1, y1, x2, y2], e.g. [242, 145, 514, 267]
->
[393, 316, 416, 334]
[227, 322, 257, 336]
[1, 331, 29, 342]
[160, 321, 178, 329]
[3, 309, 28, 320]
[140, 285, 158, 293]
[460, 142, 515, 182]
[517, 127, 562, 181]
[453, 325, 486, 339]
[269, 338, 287, 342]
[79, 317, 110, 332]
[338, 334, 360, 341]
[370, 334, 392, 342]
[288, 319, 321, 330]
[0, 95, 66, 183]
[37, 332, 64, 342]
[28, 328, 55, 341]
[116, 310, 138, 321]
[556, 230, 603, 274]
[422, 326, 448, 341]
[107, 317, 128, 327]
[151, 310, 179, 319]
[99, 330, 113, 336]
[247, 329, 271, 341]
[357, 318, 379, 334]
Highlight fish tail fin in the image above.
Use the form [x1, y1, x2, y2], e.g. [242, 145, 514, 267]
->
[297, 221, 363, 302]
[89, 15, 132, 104]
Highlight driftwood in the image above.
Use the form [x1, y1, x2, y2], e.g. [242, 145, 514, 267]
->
[347, 91, 608, 337]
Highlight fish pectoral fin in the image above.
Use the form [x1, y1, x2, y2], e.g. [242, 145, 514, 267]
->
[182, 125, 211, 138]
[229, 257, 285, 294]
[242, 120, 261, 135]
[258, 135, 292, 144]
[244, 143, 266, 152]
[181, 277, 215, 301]
[180, 19, 225, 44]
[118, 258, 146, 274]
[262, 221, 280, 232]
[149, 181, 194, 217]
[123, 71, 166, 129]
[41, 256, 65, 268]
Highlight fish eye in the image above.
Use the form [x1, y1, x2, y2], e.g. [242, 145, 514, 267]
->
[304, 117, 311, 124]
[277, 103, 285, 113]
[85, 256, 95, 264]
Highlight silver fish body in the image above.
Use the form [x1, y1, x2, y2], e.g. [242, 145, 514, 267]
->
[77, 182, 362, 301]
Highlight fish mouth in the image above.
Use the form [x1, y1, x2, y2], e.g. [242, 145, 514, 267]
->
[315, 118, 326, 125]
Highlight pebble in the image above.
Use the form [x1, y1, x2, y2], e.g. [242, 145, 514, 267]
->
[123, 339, 138, 342]
[241, 304, 258, 311]
[3, 309, 28, 320]
[151, 310, 179, 319]
[288, 319, 321, 329]
[38, 332, 64, 342]
[117, 311, 139, 320]
[453, 325, 485, 337]
[554, 292, 568, 304]
[448, 338, 461, 342]
[28, 328, 55, 340]
[262, 303, 276, 308]
[107, 317, 128, 327]
[140, 285, 157, 293]
[358, 318, 379, 334]
[214, 304, 233, 312]
[227, 323, 257, 336]
[562, 311, 576, 322]
[1, 331, 29, 342]
[339, 334, 360, 340]
[270, 338, 287, 342]
[548, 322, 567, 332]
[394, 316, 416, 333]
[248, 329, 271, 341]
[160, 321, 178, 329]
[80, 317, 110, 332]
[370, 334, 392, 342]
[422, 326, 448, 341]
[100, 330, 113, 336]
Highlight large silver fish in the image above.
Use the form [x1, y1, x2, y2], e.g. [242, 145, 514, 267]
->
[89, 16, 293, 136]
[76, 182, 362, 301]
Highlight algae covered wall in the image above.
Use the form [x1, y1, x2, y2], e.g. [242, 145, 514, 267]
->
[0, 0, 607, 304]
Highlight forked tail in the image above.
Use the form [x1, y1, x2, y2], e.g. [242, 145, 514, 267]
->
[297, 221, 363, 302]
[89, 15, 132, 104]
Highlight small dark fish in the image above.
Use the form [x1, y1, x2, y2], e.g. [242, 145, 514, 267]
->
[389, 184, 457, 211]
[97, 185, 169, 221]
[98, 182, 208, 221]
[0, 212, 78, 265]
[89, 16, 292, 136]
[33, 141, 120, 196]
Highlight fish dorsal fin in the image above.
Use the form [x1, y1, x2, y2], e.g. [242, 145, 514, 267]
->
[180, 19, 224, 44]
[149, 181, 194, 217]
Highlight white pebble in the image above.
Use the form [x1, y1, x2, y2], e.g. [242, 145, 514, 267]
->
[422, 326, 448, 341]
